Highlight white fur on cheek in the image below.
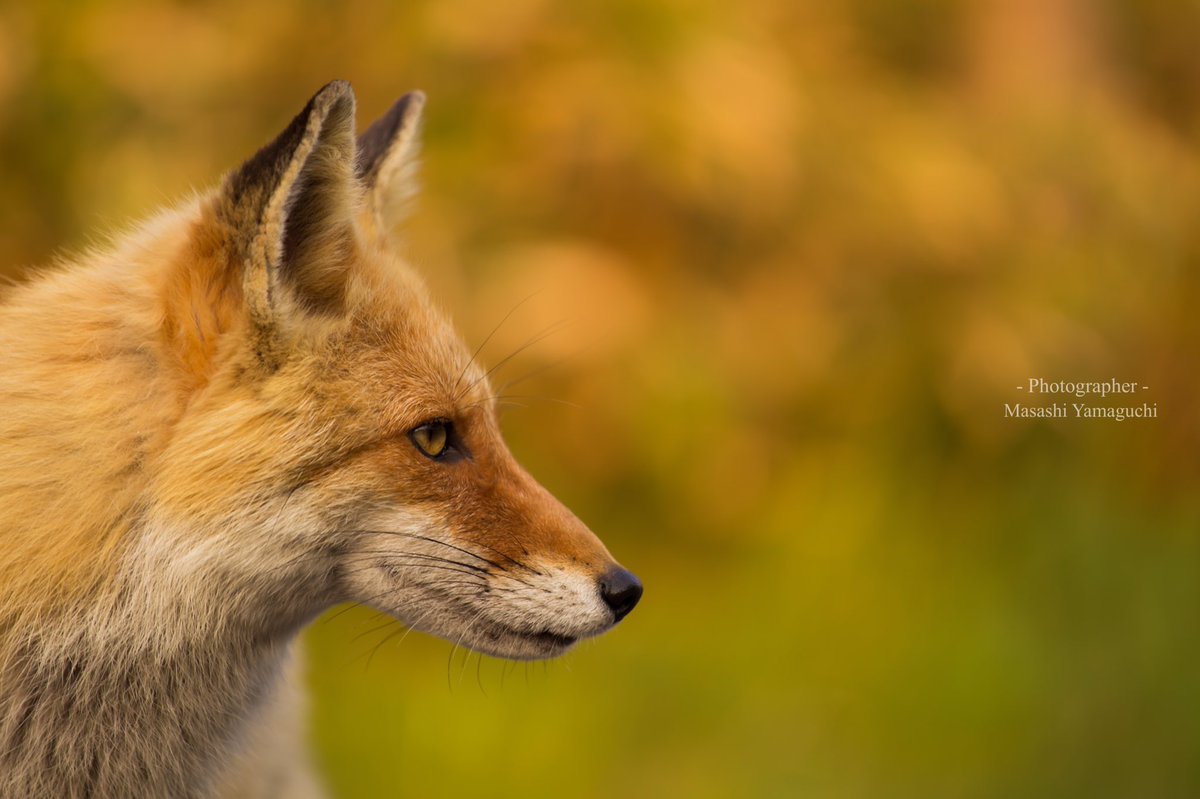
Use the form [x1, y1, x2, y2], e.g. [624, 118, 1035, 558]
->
[476, 568, 611, 638]
[341, 510, 614, 659]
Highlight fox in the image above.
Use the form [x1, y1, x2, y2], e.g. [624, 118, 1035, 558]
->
[0, 81, 642, 797]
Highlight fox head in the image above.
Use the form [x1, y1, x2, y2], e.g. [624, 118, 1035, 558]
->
[151, 81, 640, 660]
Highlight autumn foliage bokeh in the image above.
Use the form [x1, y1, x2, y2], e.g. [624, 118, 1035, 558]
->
[2, 1, 1199, 796]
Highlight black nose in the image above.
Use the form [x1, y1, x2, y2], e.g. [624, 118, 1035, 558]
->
[599, 567, 643, 623]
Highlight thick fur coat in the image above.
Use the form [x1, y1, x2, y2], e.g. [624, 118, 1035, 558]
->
[0, 82, 640, 798]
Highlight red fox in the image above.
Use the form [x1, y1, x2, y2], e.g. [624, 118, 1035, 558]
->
[0, 81, 641, 797]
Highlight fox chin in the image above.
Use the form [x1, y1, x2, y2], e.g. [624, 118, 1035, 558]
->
[0, 81, 641, 798]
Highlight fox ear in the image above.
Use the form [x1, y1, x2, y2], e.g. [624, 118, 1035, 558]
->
[356, 91, 425, 235]
[219, 80, 359, 341]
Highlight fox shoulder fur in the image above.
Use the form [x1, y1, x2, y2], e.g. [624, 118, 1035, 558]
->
[0, 81, 641, 798]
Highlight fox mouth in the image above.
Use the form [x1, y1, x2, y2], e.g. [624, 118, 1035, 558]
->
[482, 624, 579, 659]
[524, 629, 577, 649]
[444, 614, 590, 660]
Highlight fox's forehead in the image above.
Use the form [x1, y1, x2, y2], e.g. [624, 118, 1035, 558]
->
[330, 253, 493, 424]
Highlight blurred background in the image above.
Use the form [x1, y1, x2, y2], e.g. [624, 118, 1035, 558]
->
[2, 1, 1199, 796]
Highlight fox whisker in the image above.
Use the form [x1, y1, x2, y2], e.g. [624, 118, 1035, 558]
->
[362, 624, 407, 671]
[452, 291, 543, 396]
[346, 529, 522, 574]
[446, 604, 496, 691]
[349, 550, 489, 574]
[346, 529, 544, 577]
[336, 562, 490, 592]
[357, 598, 461, 670]
[338, 549, 538, 590]
[494, 394, 584, 411]
[350, 615, 404, 646]
[494, 341, 592, 396]
[453, 318, 572, 404]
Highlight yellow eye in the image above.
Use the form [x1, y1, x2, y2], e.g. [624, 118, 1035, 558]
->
[410, 421, 449, 459]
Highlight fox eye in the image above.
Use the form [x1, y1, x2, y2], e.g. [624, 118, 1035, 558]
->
[409, 420, 451, 459]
